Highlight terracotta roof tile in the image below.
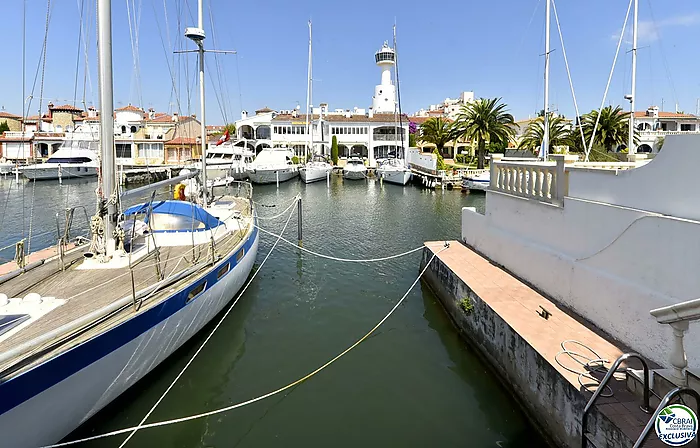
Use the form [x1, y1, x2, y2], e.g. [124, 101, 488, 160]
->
[50, 104, 83, 112]
[634, 111, 698, 119]
[146, 114, 174, 123]
[272, 113, 409, 123]
[255, 107, 274, 114]
[165, 136, 199, 145]
[0, 111, 21, 119]
[116, 104, 144, 112]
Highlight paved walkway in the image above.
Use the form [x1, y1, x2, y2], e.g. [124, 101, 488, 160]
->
[425, 241, 665, 447]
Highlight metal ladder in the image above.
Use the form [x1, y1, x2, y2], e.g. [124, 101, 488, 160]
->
[581, 353, 651, 448]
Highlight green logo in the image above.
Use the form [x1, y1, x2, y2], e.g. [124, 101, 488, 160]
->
[655, 404, 698, 446]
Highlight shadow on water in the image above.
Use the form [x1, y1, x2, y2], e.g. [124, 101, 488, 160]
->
[419, 282, 548, 447]
[64, 270, 263, 448]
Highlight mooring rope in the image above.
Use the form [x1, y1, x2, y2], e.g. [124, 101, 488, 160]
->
[255, 194, 300, 221]
[555, 340, 617, 397]
[255, 224, 424, 262]
[44, 242, 447, 448]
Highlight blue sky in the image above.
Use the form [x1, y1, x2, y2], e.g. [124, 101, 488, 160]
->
[3, 0, 700, 124]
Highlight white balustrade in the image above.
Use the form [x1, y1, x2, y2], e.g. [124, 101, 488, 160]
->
[650, 298, 700, 383]
[490, 158, 560, 204]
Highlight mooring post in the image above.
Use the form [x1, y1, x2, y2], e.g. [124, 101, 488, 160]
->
[326, 170, 330, 187]
[297, 197, 303, 247]
[276, 171, 279, 188]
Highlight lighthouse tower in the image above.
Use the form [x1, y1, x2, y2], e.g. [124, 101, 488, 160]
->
[372, 42, 396, 114]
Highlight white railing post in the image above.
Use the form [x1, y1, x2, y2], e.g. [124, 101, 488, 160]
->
[490, 153, 503, 191]
[552, 154, 565, 201]
[669, 321, 689, 382]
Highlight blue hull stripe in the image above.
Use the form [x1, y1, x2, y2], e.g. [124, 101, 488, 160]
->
[0, 224, 257, 416]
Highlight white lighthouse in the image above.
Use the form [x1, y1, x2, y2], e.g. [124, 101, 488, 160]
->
[372, 41, 396, 114]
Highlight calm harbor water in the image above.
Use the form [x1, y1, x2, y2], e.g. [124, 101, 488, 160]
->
[0, 175, 545, 447]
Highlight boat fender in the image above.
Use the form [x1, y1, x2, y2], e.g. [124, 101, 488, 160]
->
[174, 183, 186, 200]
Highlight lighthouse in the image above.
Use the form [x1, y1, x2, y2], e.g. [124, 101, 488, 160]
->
[372, 42, 396, 114]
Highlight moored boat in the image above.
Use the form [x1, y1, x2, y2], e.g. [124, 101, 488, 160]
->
[246, 147, 299, 184]
[377, 158, 411, 185]
[343, 157, 367, 180]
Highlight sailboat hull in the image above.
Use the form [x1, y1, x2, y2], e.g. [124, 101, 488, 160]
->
[378, 169, 411, 185]
[247, 167, 298, 184]
[299, 166, 331, 183]
[20, 165, 98, 181]
[0, 227, 259, 448]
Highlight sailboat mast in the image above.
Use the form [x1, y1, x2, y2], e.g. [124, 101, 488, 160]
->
[197, 0, 208, 199]
[542, 0, 551, 161]
[628, 0, 638, 155]
[97, 0, 116, 254]
[393, 24, 405, 163]
[306, 20, 312, 158]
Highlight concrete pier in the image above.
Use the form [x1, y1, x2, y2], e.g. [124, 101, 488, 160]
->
[421, 241, 665, 448]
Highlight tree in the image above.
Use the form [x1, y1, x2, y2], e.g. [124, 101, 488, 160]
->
[331, 135, 339, 165]
[655, 136, 665, 152]
[224, 123, 236, 135]
[454, 98, 516, 169]
[580, 105, 637, 152]
[0, 121, 9, 134]
[419, 117, 456, 156]
[518, 114, 572, 153]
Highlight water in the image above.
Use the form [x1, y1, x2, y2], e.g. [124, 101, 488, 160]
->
[0, 176, 544, 447]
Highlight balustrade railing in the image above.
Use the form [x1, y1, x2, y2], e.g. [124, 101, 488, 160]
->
[490, 156, 562, 204]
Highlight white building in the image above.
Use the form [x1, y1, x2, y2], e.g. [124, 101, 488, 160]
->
[634, 106, 700, 153]
[414, 91, 475, 120]
[232, 41, 409, 167]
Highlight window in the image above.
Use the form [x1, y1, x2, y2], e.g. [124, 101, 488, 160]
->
[236, 248, 245, 262]
[186, 281, 207, 302]
[130, 125, 137, 133]
[121, 126, 127, 134]
[681, 124, 695, 132]
[217, 263, 230, 279]
[138, 143, 163, 159]
[116, 143, 132, 158]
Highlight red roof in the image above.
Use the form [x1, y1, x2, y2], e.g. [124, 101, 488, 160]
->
[0, 111, 21, 119]
[50, 104, 82, 112]
[116, 104, 144, 112]
[146, 113, 174, 123]
[634, 111, 698, 119]
[165, 136, 199, 145]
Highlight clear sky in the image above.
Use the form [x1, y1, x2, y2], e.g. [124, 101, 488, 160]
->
[3, 0, 700, 124]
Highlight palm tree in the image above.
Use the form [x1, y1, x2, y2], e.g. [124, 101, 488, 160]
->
[454, 98, 516, 169]
[581, 105, 637, 152]
[518, 114, 572, 154]
[418, 117, 456, 157]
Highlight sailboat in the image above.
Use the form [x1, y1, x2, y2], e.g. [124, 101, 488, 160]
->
[299, 21, 333, 184]
[375, 26, 411, 186]
[0, 1, 258, 447]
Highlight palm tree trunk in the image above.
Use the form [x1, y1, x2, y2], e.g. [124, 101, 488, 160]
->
[477, 139, 486, 169]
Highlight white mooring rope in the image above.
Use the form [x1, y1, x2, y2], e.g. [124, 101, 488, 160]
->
[44, 240, 448, 447]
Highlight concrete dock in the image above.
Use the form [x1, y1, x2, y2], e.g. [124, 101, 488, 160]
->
[421, 241, 665, 448]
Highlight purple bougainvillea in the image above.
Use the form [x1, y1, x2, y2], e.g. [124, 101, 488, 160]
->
[409, 121, 417, 134]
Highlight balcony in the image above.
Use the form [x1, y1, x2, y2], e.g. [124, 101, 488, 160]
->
[373, 134, 401, 141]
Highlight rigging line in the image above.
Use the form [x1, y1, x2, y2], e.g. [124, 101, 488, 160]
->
[394, 24, 405, 154]
[45, 243, 449, 448]
[584, 0, 633, 162]
[506, 0, 542, 101]
[150, 0, 182, 114]
[205, 59, 228, 124]
[235, 53, 243, 116]
[207, 3, 229, 124]
[551, 0, 585, 150]
[73, 0, 86, 106]
[115, 204, 297, 448]
[645, 0, 678, 108]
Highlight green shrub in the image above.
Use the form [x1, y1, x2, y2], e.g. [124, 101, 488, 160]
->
[459, 297, 474, 315]
[455, 154, 467, 164]
[433, 148, 447, 171]
[292, 156, 300, 164]
[331, 136, 339, 165]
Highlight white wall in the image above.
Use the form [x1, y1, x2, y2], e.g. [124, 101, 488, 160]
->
[462, 137, 700, 368]
[407, 147, 436, 174]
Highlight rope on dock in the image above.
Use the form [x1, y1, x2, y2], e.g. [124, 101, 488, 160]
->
[45, 242, 448, 447]
[555, 340, 616, 397]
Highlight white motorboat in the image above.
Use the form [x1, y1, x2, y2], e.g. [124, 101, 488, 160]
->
[189, 140, 254, 180]
[377, 158, 411, 185]
[246, 147, 299, 184]
[19, 142, 99, 181]
[343, 157, 367, 180]
[300, 155, 332, 183]
[0, 2, 259, 447]
[462, 170, 490, 191]
[0, 161, 14, 175]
